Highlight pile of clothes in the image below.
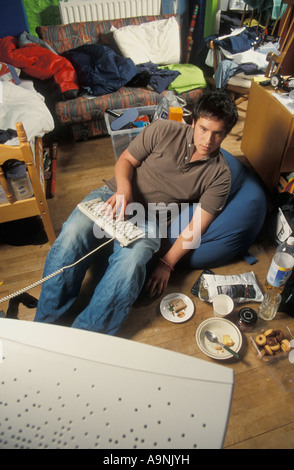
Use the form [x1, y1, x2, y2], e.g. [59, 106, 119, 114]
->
[205, 26, 280, 88]
[0, 31, 206, 99]
[0, 32, 79, 100]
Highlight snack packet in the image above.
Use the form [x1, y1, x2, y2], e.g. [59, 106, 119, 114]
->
[199, 271, 264, 303]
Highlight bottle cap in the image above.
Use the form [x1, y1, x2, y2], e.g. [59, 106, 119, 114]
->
[238, 307, 258, 326]
[287, 236, 294, 246]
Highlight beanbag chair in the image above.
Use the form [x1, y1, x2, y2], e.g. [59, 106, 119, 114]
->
[168, 149, 267, 268]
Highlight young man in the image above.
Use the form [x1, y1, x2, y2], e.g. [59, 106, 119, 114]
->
[35, 91, 238, 334]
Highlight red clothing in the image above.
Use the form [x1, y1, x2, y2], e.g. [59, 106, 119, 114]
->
[0, 36, 78, 94]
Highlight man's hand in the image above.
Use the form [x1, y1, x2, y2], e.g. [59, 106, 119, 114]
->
[104, 189, 132, 220]
[146, 206, 215, 298]
[146, 263, 171, 297]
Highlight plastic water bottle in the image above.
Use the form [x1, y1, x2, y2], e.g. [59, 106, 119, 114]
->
[265, 236, 294, 293]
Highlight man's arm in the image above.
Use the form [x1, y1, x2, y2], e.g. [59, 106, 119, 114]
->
[105, 148, 140, 218]
[146, 206, 215, 296]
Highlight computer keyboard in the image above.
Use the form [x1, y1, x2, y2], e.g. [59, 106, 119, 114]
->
[78, 198, 146, 247]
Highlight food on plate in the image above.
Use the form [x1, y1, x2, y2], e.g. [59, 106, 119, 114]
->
[212, 333, 235, 353]
[222, 335, 234, 347]
[169, 298, 187, 312]
[177, 311, 186, 318]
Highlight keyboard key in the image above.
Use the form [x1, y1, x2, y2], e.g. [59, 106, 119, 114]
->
[78, 198, 146, 247]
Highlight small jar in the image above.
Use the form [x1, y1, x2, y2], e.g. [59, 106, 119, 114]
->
[237, 307, 258, 332]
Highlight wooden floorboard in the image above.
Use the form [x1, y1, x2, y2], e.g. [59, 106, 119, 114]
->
[1, 101, 294, 449]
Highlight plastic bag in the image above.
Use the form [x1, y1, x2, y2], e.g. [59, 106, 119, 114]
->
[267, 192, 294, 245]
[199, 271, 264, 303]
[152, 91, 191, 121]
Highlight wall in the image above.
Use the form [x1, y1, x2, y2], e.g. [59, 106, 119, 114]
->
[0, 0, 217, 47]
[0, 0, 29, 38]
[23, 0, 60, 36]
[162, 0, 189, 61]
[22, 0, 190, 37]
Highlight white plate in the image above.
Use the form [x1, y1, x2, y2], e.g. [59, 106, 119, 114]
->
[196, 317, 242, 360]
[160, 293, 195, 323]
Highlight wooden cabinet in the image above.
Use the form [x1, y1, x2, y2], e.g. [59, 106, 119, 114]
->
[241, 80, 294, 190]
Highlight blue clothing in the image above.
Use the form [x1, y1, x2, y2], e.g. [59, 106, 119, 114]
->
[214, 60, 239, 88]
[35, 185, 161, 335]
[133, 62, 180, 93]
[18, 31, 58, 55]
[214, 27, 262, 53]
[214, 59, 261, 88]
[62, 44, 137, 96]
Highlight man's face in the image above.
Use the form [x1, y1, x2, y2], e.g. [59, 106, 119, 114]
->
[192, 116, 227, 158]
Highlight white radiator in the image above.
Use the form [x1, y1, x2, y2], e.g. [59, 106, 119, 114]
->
[59, 0, 162, 24]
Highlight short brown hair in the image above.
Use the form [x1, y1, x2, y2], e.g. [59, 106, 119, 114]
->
[192, 91, 238, 134]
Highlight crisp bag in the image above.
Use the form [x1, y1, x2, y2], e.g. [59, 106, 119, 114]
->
[199, 271, 264, 303]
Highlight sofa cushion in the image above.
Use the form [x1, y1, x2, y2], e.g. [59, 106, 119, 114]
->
[111, 16, 181, 65]
[99, 31, 123, 56]
[36, 15, 178, 54]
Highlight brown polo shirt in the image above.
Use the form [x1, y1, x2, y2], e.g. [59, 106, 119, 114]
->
[106, 119, 231, 216]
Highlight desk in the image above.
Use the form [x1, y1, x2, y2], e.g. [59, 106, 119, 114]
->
[241, 80, 294, 190]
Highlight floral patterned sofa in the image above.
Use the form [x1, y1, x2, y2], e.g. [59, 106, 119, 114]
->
[37, 15, 206, 141]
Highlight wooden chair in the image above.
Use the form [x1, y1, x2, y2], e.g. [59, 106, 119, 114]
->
[265, 0, 294, 77]
[0, 122, 56, 245]
[206, 1, 294, 103]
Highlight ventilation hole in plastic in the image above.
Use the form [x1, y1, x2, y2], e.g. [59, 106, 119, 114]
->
[0, 345, 220, 450]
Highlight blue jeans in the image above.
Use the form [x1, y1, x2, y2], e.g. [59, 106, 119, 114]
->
[35, 186, 161, 335]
